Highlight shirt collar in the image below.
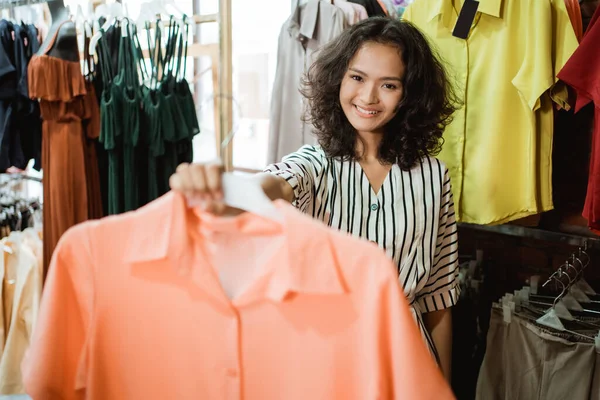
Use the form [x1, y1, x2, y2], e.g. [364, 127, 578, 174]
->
[428, 0, 503, 22]
[289, 0, 320, 40]
[124, 193, 347, 301]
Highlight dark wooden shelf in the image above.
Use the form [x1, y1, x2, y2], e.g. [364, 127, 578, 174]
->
[458, 223, 600, 250]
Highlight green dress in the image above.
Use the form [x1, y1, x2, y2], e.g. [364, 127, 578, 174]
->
[98, 32, 123, 215]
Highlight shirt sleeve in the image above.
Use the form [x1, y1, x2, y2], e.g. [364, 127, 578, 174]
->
[22, 224, 94, 400]
[557, 4, 600, 112]
[375, 260, 454, 399]
[416, 169, 460, 313]
[512, 0, 578, 110]
[263, 145, 326, 213]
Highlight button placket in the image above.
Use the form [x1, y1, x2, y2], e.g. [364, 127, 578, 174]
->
[224, 309, 241, 400]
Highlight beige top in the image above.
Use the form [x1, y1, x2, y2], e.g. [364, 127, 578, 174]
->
[0, 232, 43, 394]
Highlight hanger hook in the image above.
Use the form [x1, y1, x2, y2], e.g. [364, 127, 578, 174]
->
[551, 271, 568, 308]
[561, 262, 576, 287]
[571, 254, 583, 278]
[578, 247, 591, 268]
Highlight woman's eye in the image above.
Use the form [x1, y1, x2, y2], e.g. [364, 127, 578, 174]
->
[350, 75, 363, 81]
[383, 84, 397, 90]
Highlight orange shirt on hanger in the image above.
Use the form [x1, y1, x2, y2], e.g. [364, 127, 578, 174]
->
[22, 192, 454, 400]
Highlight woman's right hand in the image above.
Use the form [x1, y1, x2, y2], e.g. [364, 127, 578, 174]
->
[169, 161, 229, 214]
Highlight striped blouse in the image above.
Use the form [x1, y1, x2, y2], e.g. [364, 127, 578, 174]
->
[264, 145, 460, 357]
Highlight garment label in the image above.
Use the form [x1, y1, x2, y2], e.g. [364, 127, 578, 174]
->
[530, 275, 540, 295]
[452, 0, 479, 39]
[502, 304, 511, 324]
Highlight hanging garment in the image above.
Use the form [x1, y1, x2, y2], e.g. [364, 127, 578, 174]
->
[0, 21, 20, 172]
[82, 81, 103, 220]
[97, 20, 198, 215]
[22, 192, 455, 400]
[90, 25, 119, 216]
[0, 232, 42, 395]
[557, 5, 600, 232]
[403, 0, 578, 224]
[334, 0, 369, 25]
[476, 308, 599, 400]
[0, 21, 42, 173]
[348, 0, 387, 16]
[81, 25, 104, 220]
[267, 1, 345, 164]
[28, 21, 102, 275]
[264, 145, 460, 358]
[564, 0, 584, 42]
[12, 23, 42, 172]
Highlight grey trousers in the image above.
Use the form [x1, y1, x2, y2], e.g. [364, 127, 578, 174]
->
[476, 308, 599, 400]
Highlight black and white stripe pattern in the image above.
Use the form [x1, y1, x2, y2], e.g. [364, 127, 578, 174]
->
[265, 145, 460, 355]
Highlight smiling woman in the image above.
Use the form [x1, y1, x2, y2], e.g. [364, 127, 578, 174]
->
[169, 17, 462, 382]
[340, 43, 406, 144]
[300, 17, 458, 170]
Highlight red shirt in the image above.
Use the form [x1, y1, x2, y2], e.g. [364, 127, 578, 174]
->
[558, 5, 600, 231]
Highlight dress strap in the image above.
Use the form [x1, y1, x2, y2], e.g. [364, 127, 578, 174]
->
[40, 19, 73, 56]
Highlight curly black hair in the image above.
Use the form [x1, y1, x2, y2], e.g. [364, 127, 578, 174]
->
[300, 17, 459, 170]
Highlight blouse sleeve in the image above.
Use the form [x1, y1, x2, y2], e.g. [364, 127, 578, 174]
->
[416, 169, 460, 313]
[263, 145, 326, 213]
[22, 224, 94, 399]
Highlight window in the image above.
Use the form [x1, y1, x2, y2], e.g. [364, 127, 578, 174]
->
[55, 0, 291, 171]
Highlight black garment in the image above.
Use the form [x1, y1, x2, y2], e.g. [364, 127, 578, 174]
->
[348, 0, 387, 16]
[93, 23, 121, 104]
[13, 23, 42, 171]
[0, 20, 16, 101]
[0, 21, 42, 172]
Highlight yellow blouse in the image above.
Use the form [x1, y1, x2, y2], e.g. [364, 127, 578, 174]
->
[403, 0, 578, 224]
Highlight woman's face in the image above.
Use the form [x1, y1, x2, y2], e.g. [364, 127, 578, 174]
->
[339, 42, 405, 137]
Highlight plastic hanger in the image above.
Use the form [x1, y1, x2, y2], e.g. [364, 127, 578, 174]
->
[220, 173, 283, 223]
[90, 2, 124, 56]
[190, 112, 283, 223]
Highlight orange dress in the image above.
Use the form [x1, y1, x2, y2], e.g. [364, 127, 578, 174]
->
[28, 29, 102, 277]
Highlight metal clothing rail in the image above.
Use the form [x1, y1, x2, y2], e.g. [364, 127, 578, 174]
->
[0, 0, 46, 9]
[459, 222, 600, 250]
[0, 172, 42, 183]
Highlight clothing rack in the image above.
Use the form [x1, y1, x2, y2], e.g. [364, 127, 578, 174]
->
[108, 7, 233, 170]
[0, 0, 46, 9]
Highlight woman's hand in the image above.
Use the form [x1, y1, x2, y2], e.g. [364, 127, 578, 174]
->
[169, 162, 297, 214]
[169, 161, 230, 215]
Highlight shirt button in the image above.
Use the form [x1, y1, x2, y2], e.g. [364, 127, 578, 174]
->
[226, 369, 239, 378]
[370, 203, 379, 211]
